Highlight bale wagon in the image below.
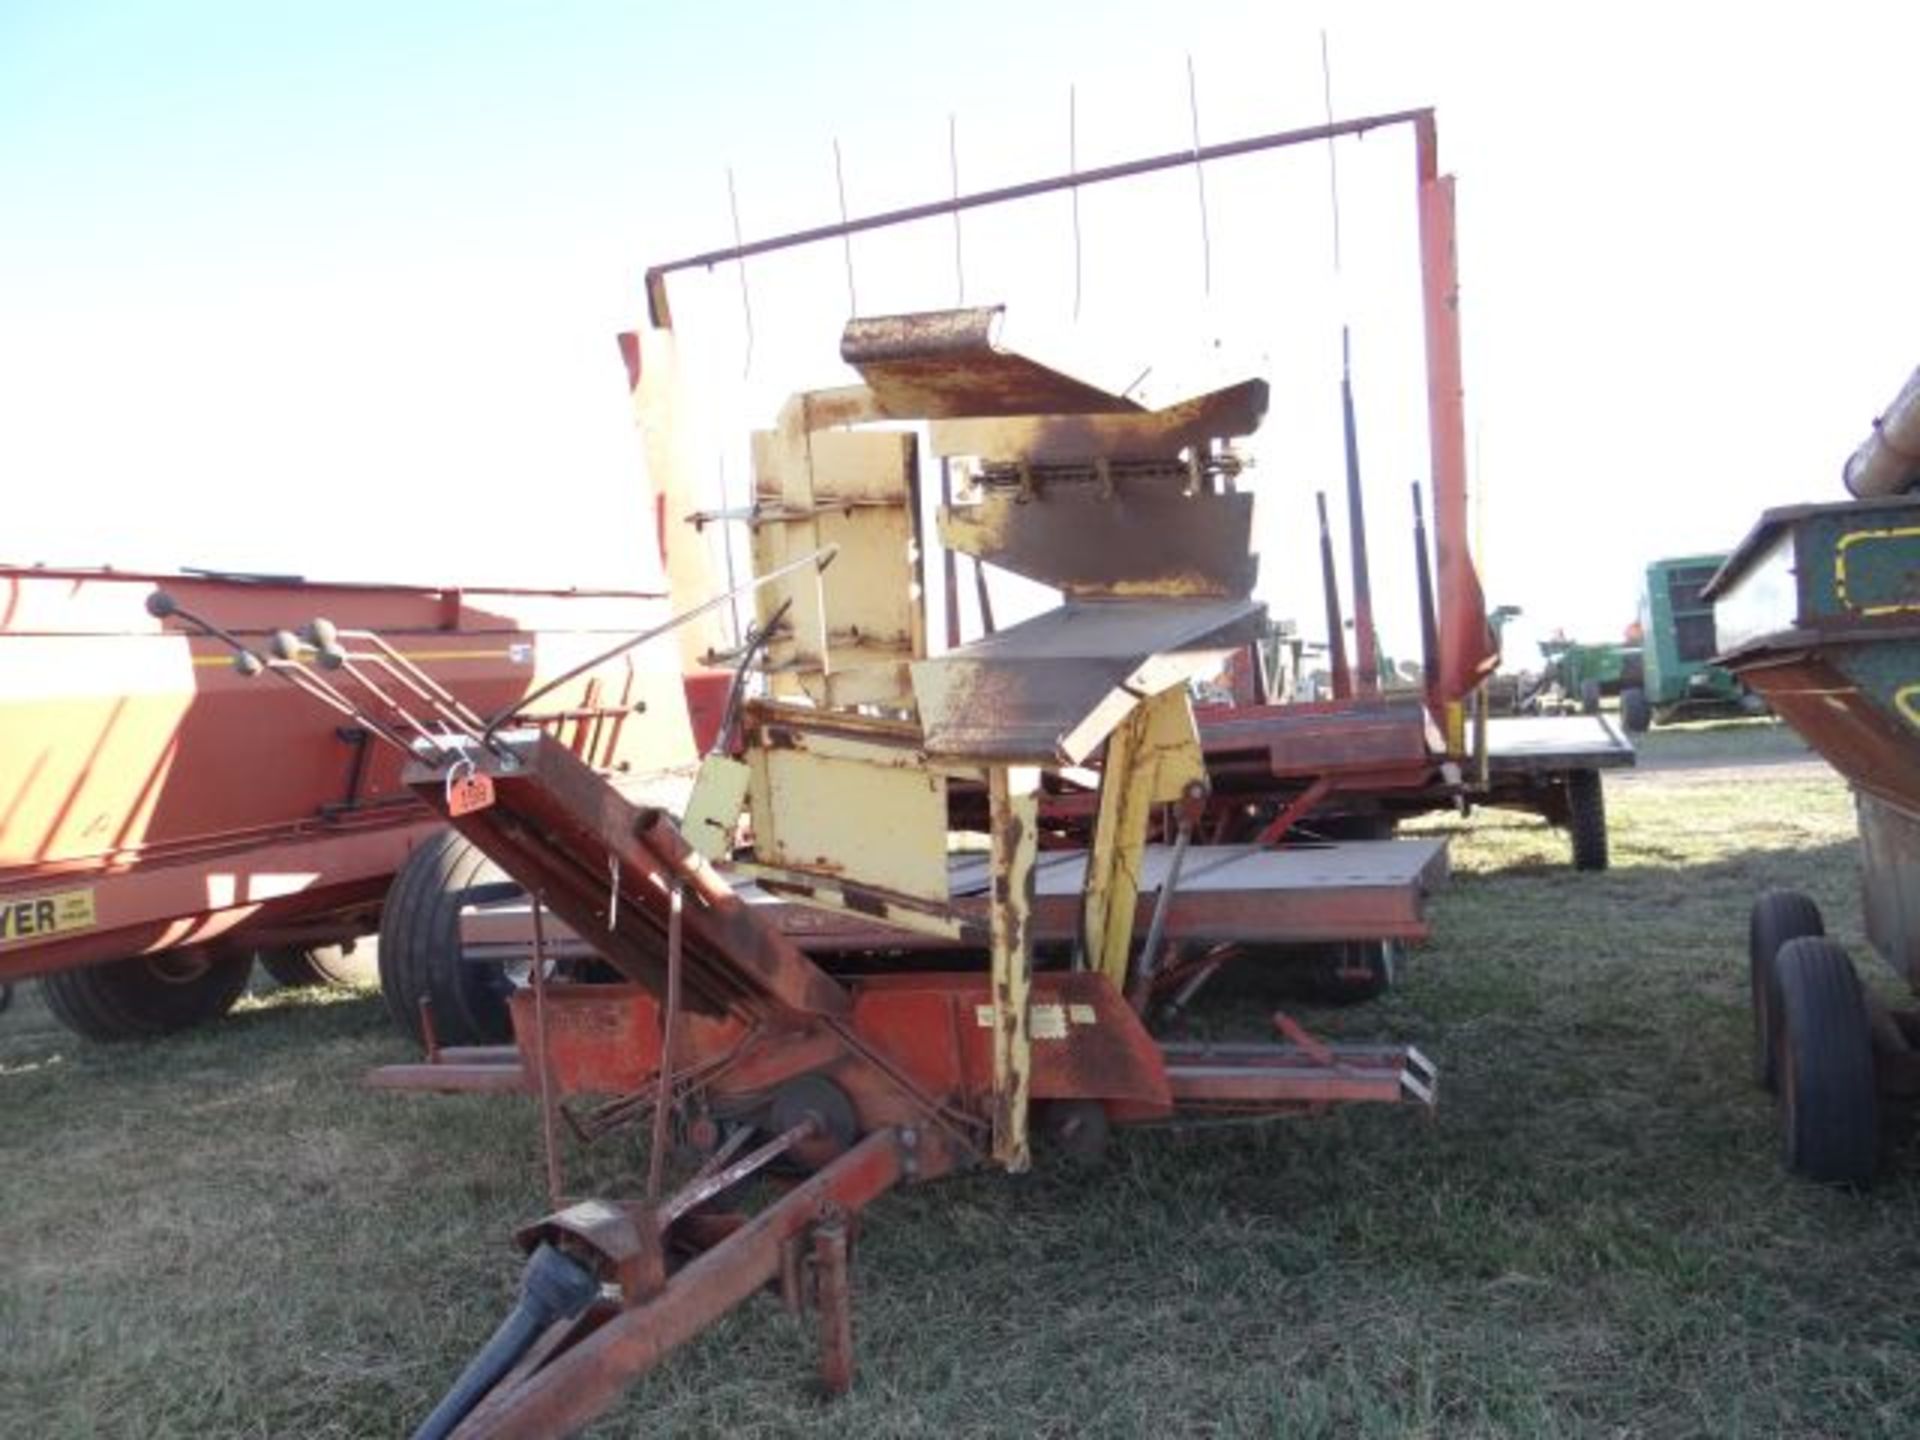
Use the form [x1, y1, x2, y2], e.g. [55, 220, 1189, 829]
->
[131, 103, 1498, 1438]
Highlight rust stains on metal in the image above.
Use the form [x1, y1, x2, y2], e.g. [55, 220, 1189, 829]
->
[451, 1131, 906, 1439]
[812, 1216, 854, 1396]
[842, 307, 1142, 420]
[939, 485, 1257, 598]
[987, 765, 1039, 1172]
[930, 377, 1268, 464]
[911, 598, 1262, 765]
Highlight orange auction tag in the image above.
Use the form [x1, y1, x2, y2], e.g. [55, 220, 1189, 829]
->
[448, 770, 495, 817]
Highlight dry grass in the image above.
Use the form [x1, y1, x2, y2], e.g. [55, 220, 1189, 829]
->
[3, 721, 1917, 1438]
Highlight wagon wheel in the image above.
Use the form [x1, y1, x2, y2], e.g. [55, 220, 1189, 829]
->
[258, 941, 375, 989]
[1747, 890, 1823, 1091]
[1566, 769, 1608, 872]
[1620, 687, 1652, 734]
[1772, 936, 1877, 1187]
[1036, 1099, 1111, 1160]
[378, 830, 524, 1046]
[39, 947, 253, 1041]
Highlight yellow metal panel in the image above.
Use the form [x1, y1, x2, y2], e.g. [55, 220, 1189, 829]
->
[1082, 684, 1205, 990]
[745, 742, 950, 904]
[749, 425, 923, 710]
[629, 326, 722, 671]
[988, 764, 1040, 1172]
[680, 755, 750, 862]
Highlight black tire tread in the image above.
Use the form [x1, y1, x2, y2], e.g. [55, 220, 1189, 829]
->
[1567, 769, 1609, 872]
[39, 950, 253, 1042]
[1748, 890, 1823, 1091]
[1773, 936, 1877, 1187]
[1621, 687, 1652, 734]
[258, 943, 366, 989]
[378, 830, 515, 1046]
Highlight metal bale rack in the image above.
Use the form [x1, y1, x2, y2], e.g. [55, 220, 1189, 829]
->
[1709, 361, 1920, 1187]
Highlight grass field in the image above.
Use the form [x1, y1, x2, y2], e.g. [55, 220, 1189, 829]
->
[4, 722, 1918, 1438]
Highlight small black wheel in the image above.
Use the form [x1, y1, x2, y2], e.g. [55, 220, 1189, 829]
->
[1621, 687, 1652, 734]
[1772, 936, 1877, 1187]
[39, 948, 253, 1042]
[1036, 1099, 1111, 1160]
[1748, 890, 1823, 1091]
[378, 830, 523, 1046]
[258, 941, 375, 989]
[1566, 769, 1609, 872]
[766, 1073, 860, 1169]
[1580, 678, 1602, 715]
[0, 982, 13, 1014]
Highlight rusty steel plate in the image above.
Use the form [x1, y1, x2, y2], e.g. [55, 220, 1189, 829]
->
[940, 487, 1257, 598]
[930, 377, 1270, 464]
[842, 307, 1142, 419]
[910, 597, 1263, 764]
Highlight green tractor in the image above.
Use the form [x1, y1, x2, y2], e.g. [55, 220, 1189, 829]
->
[1618, 553, 1761, 732]
[1537, 636, 1643, 715]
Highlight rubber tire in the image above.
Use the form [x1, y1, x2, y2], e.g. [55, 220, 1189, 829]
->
[0, 982, 12, 1014]
[1580, 678, 1602, 715]
[1748, 890, 1824, 1091]
[38, 949, 253, 1042]
[378, 830, 522, 1046]
[1037, 1099, 1112, 1160]
[1621, 687, 1652, 734]
[258, 941, 374, 989]
[1772, 936, 1877, 1187]
[1566, 769, 1609, 872]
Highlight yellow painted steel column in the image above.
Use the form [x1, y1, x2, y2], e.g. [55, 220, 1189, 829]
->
[1082, 687, 1207, 992]
[1080, 702, 1144, 987]
[988, 764, 1040, 1172]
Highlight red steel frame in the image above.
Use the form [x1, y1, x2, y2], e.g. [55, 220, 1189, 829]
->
[369, 725, 1431, 1436]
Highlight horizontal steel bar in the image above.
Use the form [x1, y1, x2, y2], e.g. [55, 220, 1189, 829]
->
[646, 109, 1431, 282]
[366, 1062, 529, 1094]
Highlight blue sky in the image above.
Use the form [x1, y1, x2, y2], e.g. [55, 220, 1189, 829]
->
[4, 2, 1918, 666]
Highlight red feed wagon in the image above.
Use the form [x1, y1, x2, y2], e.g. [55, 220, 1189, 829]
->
[0, 566, 715, 1039]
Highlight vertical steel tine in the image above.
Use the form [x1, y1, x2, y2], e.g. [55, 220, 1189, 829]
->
[833, 138, 857, 319]
[726, 166, 753, 378]
[948, 113, 964, 305]
[1186, 54, 1211, 297]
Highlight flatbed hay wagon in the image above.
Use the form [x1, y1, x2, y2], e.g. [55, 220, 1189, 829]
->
[1710, 363, 1920, 1186]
